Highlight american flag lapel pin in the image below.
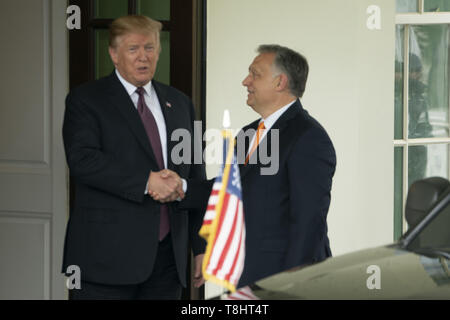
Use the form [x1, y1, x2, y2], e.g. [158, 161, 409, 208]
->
[166, 102, 172, 108]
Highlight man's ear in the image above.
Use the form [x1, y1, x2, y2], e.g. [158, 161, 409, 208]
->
[109, 46, 118, 66]
[276, 73, 289, 92]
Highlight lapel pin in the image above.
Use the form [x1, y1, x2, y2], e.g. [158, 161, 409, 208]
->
[166, 102, 172, 108]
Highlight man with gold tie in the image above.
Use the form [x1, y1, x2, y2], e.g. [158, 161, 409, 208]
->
[235, 44, 336, 287]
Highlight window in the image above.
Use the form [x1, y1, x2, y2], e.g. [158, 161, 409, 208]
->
[394, 0, 450, 240]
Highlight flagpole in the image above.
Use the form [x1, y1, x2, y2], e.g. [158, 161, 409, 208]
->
[223, 109, 230, 129]
[200, 109, 245, 293]
[200, 110, 236, 291]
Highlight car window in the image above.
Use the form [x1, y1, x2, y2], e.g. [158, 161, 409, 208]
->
[408, 200, 450, 251]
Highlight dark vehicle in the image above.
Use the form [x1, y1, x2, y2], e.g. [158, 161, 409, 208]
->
[223, 177, 450, 299]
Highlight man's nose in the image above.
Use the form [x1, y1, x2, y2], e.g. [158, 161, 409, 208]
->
[242, 75, 250, 86]
[137, 48, 148, 61]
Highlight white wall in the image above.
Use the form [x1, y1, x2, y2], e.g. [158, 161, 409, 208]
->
[206, 0, 395, 263]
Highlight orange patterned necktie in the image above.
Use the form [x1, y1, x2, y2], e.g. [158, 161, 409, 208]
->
[245, 121, 265, 165]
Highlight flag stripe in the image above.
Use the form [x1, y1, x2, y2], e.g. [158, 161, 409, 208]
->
[223, 286, 259, 300]
[232, 222, 246, 284]
[225, 206, 245, 284]
[200, 131, 245, 292]
[204, 210, 216, 221]
[207, 194, 234, 273]
[219, 201, 244, 281]
[212, 197, 240, 276]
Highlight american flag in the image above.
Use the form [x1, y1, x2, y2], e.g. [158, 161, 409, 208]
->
[222, 286, 260, 300]
[199, 130, 246, 292]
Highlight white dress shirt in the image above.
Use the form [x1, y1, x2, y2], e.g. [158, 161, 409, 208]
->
[115, 69, 187, 195]
[247, 99, 298, 156]
[115, 69, 168, 168]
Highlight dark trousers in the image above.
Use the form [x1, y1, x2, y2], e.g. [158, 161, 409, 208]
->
[69, 235, 182, 300]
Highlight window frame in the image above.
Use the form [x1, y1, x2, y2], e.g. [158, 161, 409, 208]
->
[394, 0, 450, 239]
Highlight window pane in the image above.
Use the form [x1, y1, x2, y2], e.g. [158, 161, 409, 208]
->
[95, 29, 114, 80]
[395, 25, 405, 140]
[425, 0, 450, 12]
[394, 147, 404, 240]
[408, 25, 450, 139]
[137, 0, 170, 21]
[396, 0, 418, 13]
[95, 0, 128, 19]
[153, 31, 170, 85]
[408, 144, 449, 188]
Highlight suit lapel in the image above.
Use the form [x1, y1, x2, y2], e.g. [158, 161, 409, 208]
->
[238, 100, 303, 179]
[152, 81, 178, 171]
[270, 99, 303, 132]
[105, 72, 159, 167]
[237, 120, 260, 179]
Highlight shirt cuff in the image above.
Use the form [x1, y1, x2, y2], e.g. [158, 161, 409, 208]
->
[177, 179, 187, 202]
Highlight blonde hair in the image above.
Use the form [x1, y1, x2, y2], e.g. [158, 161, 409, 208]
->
[109, 15, 162, 49]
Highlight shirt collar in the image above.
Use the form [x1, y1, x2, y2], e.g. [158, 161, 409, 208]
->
[261, 99, 297, 130]
[115, 69, 152, 96]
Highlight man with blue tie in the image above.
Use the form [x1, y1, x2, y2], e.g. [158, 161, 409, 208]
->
[62, 15, 206, 299]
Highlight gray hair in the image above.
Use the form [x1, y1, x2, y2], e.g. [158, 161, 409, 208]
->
[257, 44, 309, 97]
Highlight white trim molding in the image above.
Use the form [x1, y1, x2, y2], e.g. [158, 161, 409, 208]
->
[396, 13, 450, 25]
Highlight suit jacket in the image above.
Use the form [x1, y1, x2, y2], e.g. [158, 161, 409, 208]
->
[62, 72, 206, 287]
[184, 100, 336, 287]
[236, 99, 336, 286]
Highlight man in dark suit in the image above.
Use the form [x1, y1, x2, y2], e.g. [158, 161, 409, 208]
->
[235, 45, 336, 287]
[62, 15, 206, 299]
[172, 45, 336, 288]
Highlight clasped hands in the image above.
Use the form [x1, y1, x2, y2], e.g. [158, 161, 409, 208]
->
[147, 169, 185, 203]
[147, 170, 206, 287]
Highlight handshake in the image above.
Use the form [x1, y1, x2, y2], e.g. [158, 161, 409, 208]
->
[147, 169, 185, 203]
